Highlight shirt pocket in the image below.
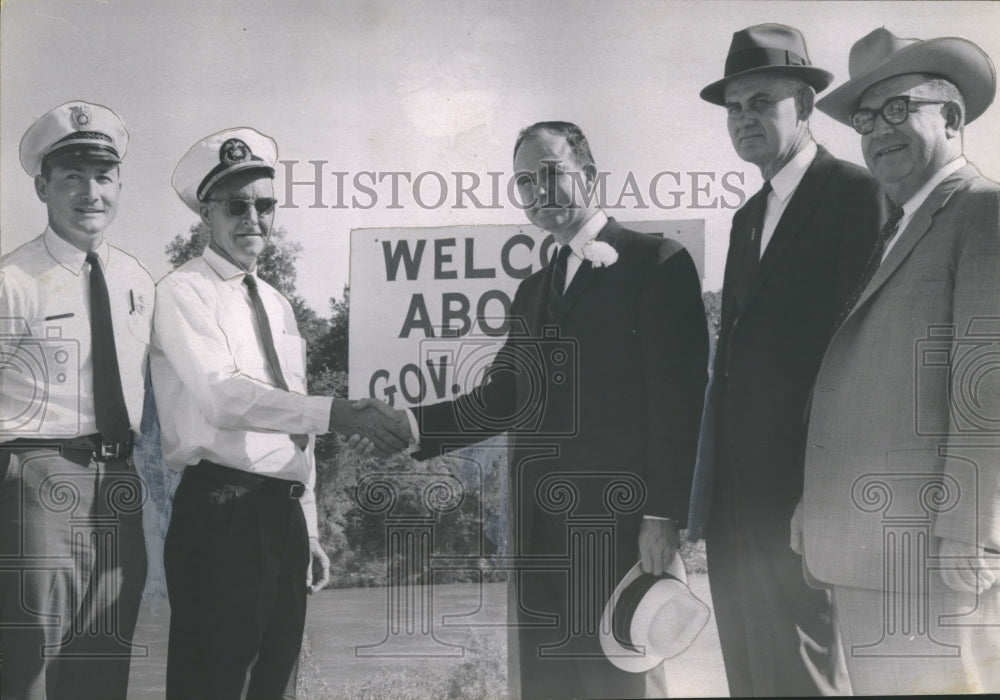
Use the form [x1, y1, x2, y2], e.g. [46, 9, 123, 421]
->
[126, 307, 152, 346]
[281, 333, 308, 391]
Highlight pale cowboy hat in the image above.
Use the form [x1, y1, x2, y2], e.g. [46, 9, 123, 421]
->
[816, 28, 997, 126]
[700, 23, 834, 106]
[600, 555, 711, 672]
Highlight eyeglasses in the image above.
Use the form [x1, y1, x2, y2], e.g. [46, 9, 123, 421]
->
[850, 96, 947, 135]
[207, 197, 277, 217]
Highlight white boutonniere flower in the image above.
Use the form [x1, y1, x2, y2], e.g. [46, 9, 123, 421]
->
[582, 240, 618, 267]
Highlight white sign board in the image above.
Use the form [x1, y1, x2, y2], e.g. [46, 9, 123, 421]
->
[349, 220, 705, 407]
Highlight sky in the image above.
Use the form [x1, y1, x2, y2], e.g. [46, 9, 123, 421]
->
[2, 0, 999, 310]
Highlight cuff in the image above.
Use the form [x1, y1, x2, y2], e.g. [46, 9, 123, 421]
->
[307, 396, 336, 434]
[404, 408, 421, 454]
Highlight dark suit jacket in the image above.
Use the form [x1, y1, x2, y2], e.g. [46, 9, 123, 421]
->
[687, 146, 882, 544]
[414, 218, 708, 577]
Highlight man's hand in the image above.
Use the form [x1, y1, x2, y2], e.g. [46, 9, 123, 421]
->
[329, 398, 412, 457]
[939, 538, 996, 593]
[790, 499, 804, 556]
[638, 518, 680, 576]
[307, 537, 330, 593]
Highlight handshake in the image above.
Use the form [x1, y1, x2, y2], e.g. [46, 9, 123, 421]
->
[330, 398, 414, 458]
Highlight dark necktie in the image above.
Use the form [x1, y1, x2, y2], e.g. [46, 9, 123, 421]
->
[546, 244, 573, 320]
[833, 205, 905, 329]
[733, 181, 771, 305]
[243, 275, 309, 450]
[86, 251, 130, 443]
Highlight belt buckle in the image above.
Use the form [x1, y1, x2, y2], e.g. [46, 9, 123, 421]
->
[95, 434, 133, 462]
[97, 439, 122, 461]
[289, 482, 305, 499]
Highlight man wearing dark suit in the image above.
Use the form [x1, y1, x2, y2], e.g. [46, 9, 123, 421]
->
[798, 28, 1000, 694]
[361, 122, 708, 699]
[686, 24, 882, 697]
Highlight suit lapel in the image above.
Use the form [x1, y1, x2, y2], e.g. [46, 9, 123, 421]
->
[742, 147, 834, 306]
[847, 165, 976, 322]
[550, 218, 624, 324]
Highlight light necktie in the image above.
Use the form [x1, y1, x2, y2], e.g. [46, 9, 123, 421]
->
[546, 244, 573, 320]
[86, 251, 130, 443]
[833, 206, 905, 329]
[243, 275, 309, 450]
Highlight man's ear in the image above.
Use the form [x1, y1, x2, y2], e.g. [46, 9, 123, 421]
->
[583, 163, 598, 191]
[795, 87, 815, 122]
[34, 175, 49, 203]
[942, 101, 964, 137]
[199, 202, 214, 226]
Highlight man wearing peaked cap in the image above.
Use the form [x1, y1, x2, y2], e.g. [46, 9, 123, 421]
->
[150, 127, 412, 699]
[688, 23, 883, 697]
[0, 101, 151, 699]
[799, 28, 1000, 694]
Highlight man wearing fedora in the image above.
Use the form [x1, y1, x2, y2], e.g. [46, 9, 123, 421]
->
[151, 128, 411, 698]
[797, 28, 1000, 693]
[688, 24, 882, 696]
[0, 101, 151, 699]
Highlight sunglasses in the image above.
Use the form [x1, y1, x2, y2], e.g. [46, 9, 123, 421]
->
[850, 96, 947, 135]
[207, 197, 278, 217]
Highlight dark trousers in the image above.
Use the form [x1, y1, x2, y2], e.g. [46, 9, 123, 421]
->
[513, 570, 645, 700]
[705, 477, 846, 697]
[0, 447, 147, 700]
[165, 462, 309, 700]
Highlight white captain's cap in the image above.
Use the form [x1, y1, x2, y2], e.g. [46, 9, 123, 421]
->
[20, 101, 129, 177]
[172, 127, 277, 212]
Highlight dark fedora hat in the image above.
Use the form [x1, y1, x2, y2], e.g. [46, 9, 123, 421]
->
[700, 23, 834, 105]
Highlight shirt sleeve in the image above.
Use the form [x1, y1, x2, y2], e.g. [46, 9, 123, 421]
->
[152, 274, 333, 435]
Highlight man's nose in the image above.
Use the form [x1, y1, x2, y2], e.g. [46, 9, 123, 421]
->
[871, 113, 895, 138]
[82, 178, 101, 199]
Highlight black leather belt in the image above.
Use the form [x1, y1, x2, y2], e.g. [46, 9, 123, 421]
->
[191, 460, 306, 499]
[0, 432, 134, 463]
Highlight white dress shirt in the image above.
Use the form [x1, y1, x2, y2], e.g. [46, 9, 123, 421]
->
[0, 227, 153, 440]
[759, 141, 818, 257]
[149, 247, 332, 537]
[882, 156, 967, 261]
[552, 209, 609, 292]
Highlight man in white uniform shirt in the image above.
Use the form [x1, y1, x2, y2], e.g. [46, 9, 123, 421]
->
[0, 101, 151, 699]
[152, 128, 410, 699]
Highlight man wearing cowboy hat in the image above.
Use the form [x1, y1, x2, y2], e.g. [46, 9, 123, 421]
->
[0, 101, 151, 699]
[688, 23, 882, 697]
[150, 127, 411, 698]
[797, 28, 1000, 693]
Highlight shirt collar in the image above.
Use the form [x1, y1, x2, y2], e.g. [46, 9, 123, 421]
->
[769, 141, 818, 203]
[899, 156, 967, 218]
[43, 226, 109, 275]
[564, 209, 609, 258]
[203, 245, 254, 283]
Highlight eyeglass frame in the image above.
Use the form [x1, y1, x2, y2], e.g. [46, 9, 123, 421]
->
[206, 197, 278, 217]
[850, 95, 948, 135]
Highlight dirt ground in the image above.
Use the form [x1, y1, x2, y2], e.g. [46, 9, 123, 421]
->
[127, 573, 728, 698]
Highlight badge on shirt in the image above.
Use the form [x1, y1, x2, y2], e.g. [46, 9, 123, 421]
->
[128, 289, 146, 315]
